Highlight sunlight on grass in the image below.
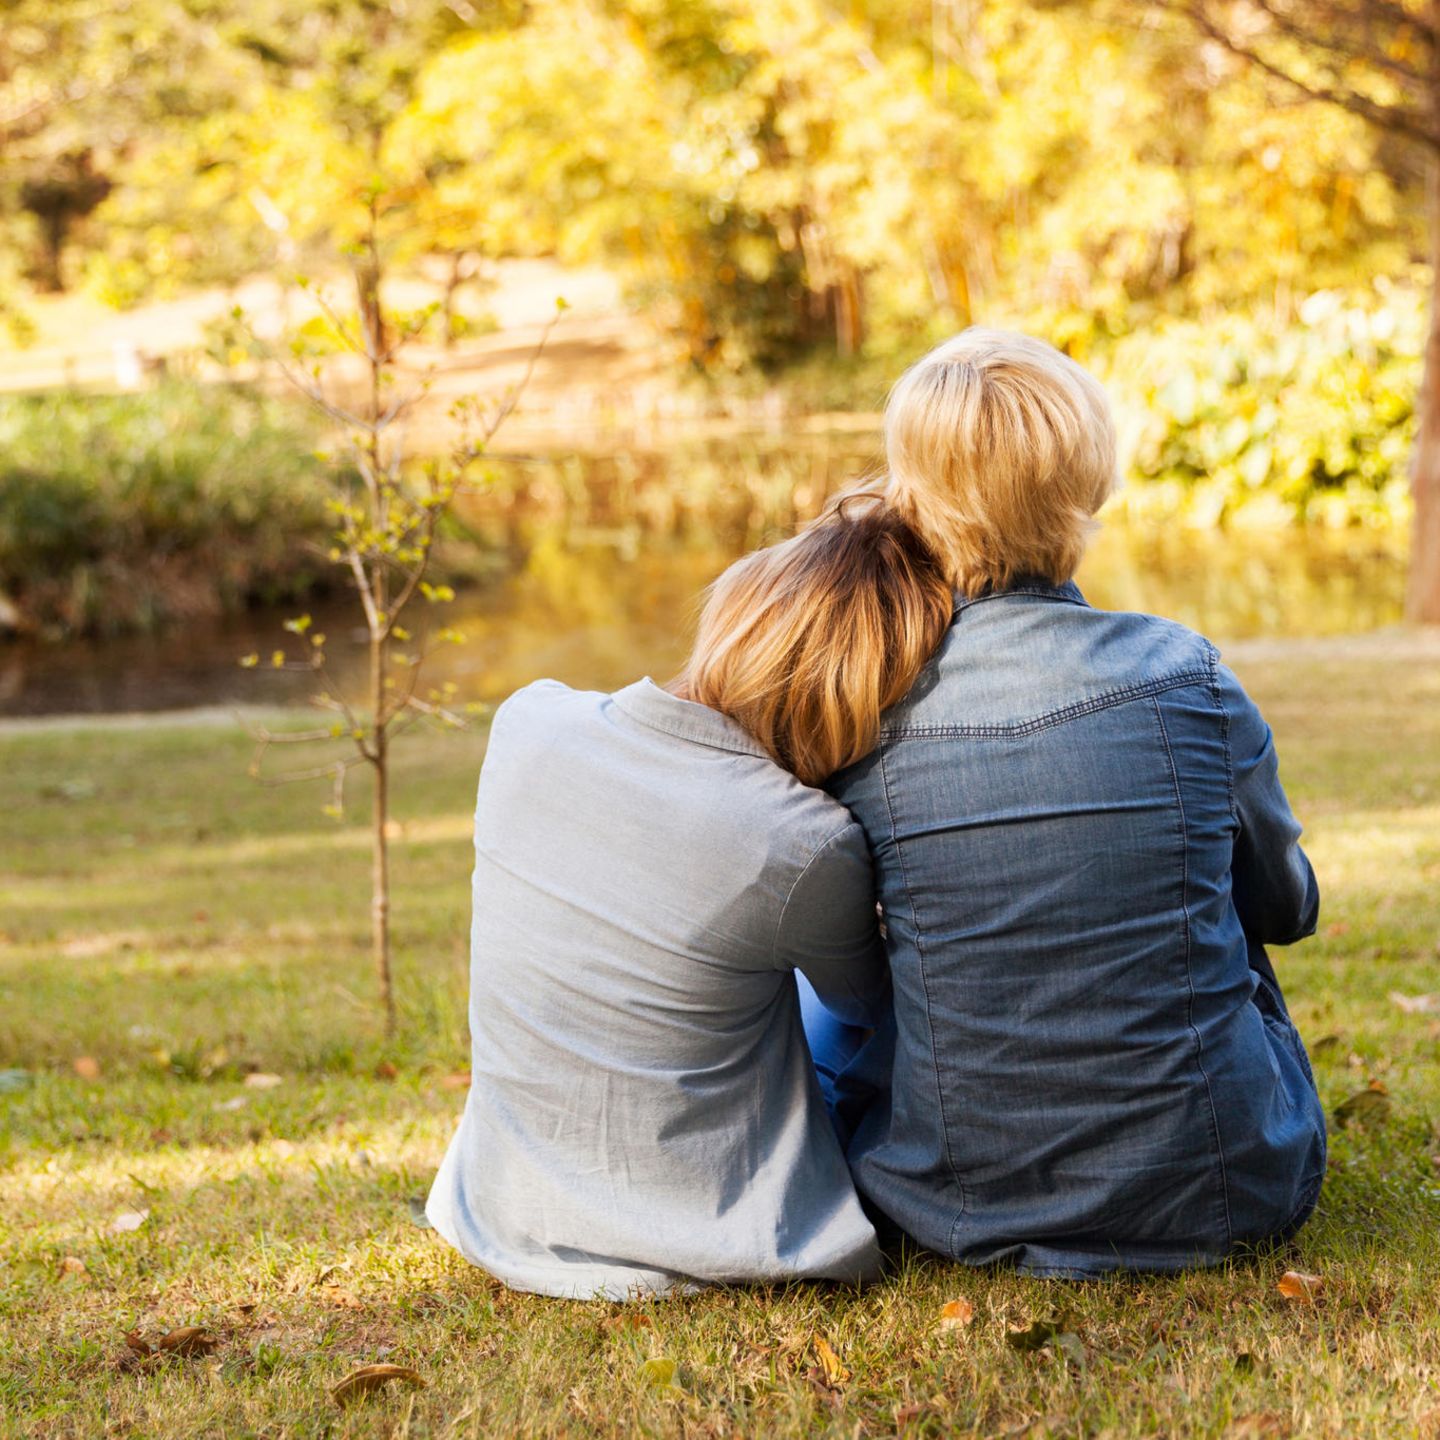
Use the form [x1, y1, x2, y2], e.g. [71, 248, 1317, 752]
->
[2, 646, 1438, 1438]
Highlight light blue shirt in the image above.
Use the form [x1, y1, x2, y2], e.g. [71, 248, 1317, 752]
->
[426, 678, 887, 1298]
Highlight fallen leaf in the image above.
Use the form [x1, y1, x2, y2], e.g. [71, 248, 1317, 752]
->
[1230, 1411, 1287, 1437]
[374, 1060, 399, 1080]
[406, 1196, 433, 1230]
[72, 1056, 101, 1080]
[243, 1072, 283, 1090]
[1006, 1318, 1085, 1366]
[58, 1255, 89, 1280]
[638, 1356, 679, 1388]
[602, 1311, 653, 1332]
[1323, 921, 1350, 938]
[110, 1209, 149, 1234]
[1332, 1085, 1391, 1129]
[1006, 1318, 1066, 1352]
[439, 1072, 471, 1090]
[158, 1326, 219, 1357]
[1277, 1270, 1323, 1303]
[812, 1334, 850, 1387]
[1310, 1033, 1342, 1054]
[319, 1286, 364, 1310]
[233, 1302, 257, 1315]
[331, 1363, 425, 1406]
[938, 1298, 975, 1330]
[1389, 991, 1440, 1015]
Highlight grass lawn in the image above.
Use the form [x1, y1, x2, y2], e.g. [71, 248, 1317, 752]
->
[2, 643, 1439, 1439]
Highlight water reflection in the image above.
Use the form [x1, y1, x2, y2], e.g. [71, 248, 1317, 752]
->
[0, 434, 1410, 718]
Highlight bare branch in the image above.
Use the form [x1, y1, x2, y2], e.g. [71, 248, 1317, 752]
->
[463, 307, 566, 455]
[308, 286, 368, 357]
[253, 754, 370, 787]
[1249, 0, 1431, 87]
[1161, 0, 1440, 149]
[259, 341, 373, 431]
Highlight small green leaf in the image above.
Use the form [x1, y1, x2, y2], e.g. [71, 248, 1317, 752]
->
[638, 1357, 678, 1387]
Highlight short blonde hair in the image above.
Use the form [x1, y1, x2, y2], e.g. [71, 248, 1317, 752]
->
[883, 328, 1118, 595]
[674, 503, 953, 786]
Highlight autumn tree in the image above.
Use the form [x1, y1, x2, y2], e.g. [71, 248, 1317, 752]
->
[241, 207, 562, 1036]
[1155, 0, 1440, 621]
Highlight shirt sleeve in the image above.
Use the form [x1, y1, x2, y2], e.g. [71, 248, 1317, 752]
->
[1219, 663, 1320, 946]
[772, 821, 890, 1027]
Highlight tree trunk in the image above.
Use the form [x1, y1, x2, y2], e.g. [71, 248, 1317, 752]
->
[1412, 153, 1440, 624]
[370, 595, 394, 1037]
[371, 691, 394, 1037]
[834, 266, 863, 358]
[442, 251, 466, 350]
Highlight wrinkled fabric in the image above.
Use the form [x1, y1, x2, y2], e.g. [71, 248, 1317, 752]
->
[427, 678, 888, 1299]
[831, 581, 1327, 1278]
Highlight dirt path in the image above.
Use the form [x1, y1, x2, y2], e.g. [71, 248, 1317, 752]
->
[0, 259, 718, 448]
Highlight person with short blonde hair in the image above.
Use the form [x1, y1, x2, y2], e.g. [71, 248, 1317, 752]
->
[427, 504, 952, 1298]
[822, 328, 1327, 1278]
[883, 327, 1118, 593]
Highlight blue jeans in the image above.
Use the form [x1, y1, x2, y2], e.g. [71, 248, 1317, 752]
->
[798, 973, 873, 1144]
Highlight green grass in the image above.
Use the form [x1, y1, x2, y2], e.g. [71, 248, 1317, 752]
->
[1, 645, 1439, 1439]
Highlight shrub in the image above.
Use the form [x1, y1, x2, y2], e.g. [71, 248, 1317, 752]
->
[0, 382, 331, 637]
[1098, 287, 1418, 528]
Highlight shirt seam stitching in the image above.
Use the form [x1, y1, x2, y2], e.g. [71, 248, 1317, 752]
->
[877, 738, 969, 1237]
[1208, 648, 1240, 829]
[611, 690, 772, 761]
[769, 823, 858, 968]
[882, 668, 1213, 739]
[1152, 693, 1234, 1248]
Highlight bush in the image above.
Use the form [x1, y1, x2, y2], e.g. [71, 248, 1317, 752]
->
[1098, 287, 1418, 528]
[0, 382, 331, 637]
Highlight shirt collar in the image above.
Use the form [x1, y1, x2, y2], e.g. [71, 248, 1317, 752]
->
[610, 678, 773, 760]
[953, 578, 1090, 615]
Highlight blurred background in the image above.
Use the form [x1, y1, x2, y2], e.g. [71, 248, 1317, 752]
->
[0, 0, 1429, 716]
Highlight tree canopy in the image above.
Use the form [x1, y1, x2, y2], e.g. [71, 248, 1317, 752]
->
[0, 0, 1422, 365]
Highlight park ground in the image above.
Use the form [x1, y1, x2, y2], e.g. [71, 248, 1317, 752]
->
[1, 638, 1439, 1439]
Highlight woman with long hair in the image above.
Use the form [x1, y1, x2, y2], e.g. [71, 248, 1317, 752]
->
[425, 503, 951, 1298]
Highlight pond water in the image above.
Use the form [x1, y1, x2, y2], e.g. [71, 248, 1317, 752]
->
[0, 433, 1410, 718]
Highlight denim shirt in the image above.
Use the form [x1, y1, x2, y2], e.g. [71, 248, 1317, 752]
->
[830, 582, 1327, 1278]
[426, 679, 886, 1298]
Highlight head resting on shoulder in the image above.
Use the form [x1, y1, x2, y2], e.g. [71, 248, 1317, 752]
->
[672, 500, 953, 787]
[882, 327, 1118, 595]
